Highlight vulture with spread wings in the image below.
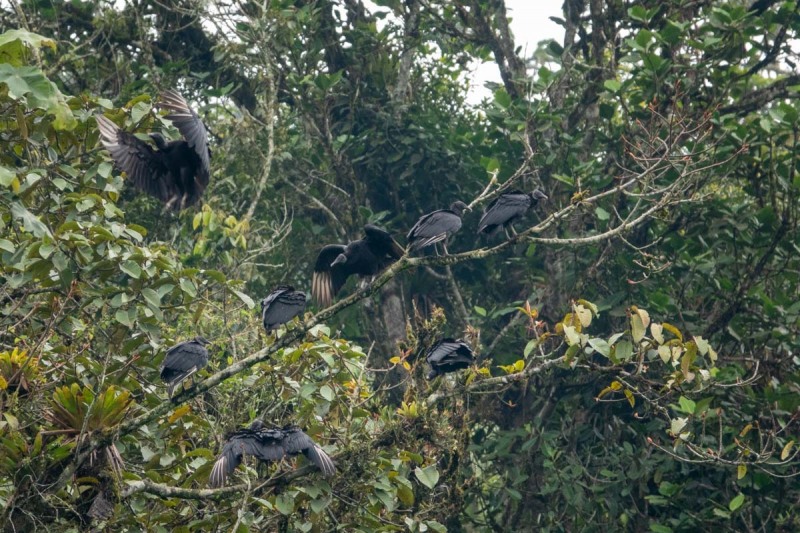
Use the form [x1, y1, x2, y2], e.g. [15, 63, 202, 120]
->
[209, 420, 336, 488]
[97, 90, 211, 210]
[312, 225, 404, 307]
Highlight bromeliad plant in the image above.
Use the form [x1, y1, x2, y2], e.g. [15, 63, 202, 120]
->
[47, 383, 133, 437]
[46, 384, 134, 475]
[0, 348, 40, 396]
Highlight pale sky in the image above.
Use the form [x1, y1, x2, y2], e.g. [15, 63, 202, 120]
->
[467, 0, 565, 103]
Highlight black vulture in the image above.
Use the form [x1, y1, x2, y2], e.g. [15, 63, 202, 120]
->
[478, 189, 548, 238]
[160, 336, 211, 398]
[312, 224, 405, 307]
[261, 286, 307, 331]
[208, 420, 336, 487]
[96, 90, 211, 210]
[406, 201, 469, 254]
[426, 338, 475, 379]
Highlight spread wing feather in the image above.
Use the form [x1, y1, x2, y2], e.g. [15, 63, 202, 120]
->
[96, 115, 174, 202]
[158, 90, 211, 186]
[209, 432, 264, 488]
[282, 427, 336, 476]
[312, 245, 348, 306]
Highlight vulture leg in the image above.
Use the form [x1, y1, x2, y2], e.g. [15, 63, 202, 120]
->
[510, 225, 518, 237]
[503, 226, 511, 240]
[442, 241, 450, 256]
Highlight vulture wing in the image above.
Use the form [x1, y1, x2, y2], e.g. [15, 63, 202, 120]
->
[160, 340, 209, 397]
[312, 244, 349, 307]
[281, 427, 336, 476]
[209, 430, 263, 488]
[158, 90, 211, 187]
[426, 338, 475, 379]
[478, 191, 531, 234]
[96, 115, 174, 202]
[407, 210, 462, 250]
[261, 287, 307, 331]
[364, 224, 405, 260]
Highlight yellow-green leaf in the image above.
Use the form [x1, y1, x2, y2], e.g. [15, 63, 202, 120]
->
[781, 440, 795, 461]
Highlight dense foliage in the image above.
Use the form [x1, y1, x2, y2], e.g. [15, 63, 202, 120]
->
[1, 0, 799, 531]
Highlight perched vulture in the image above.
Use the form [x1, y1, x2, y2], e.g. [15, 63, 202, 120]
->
[407, 201, 469, 254]
[209, 420, 336, 488]
[312, 224, 405, 307]
[160, 336, 211, 398]
[261, 286, 307, 331]
[478, 189, 548, 238]
[96, 90, 211, 210]
[426, 338, 475, 379]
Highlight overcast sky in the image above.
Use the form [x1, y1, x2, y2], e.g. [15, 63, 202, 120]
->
[467, 0, 565, 103]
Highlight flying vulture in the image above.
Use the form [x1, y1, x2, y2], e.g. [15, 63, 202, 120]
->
[96, 90, 211, 210]
[407, 201, 469, 254]
[160, 336, 211, 398]
[261, 286, 307, 331]
[478, 189, 548, 238]
[426, 338, 475, 379]
[208, 420, 336, 488]
[312, 224, 405, 307]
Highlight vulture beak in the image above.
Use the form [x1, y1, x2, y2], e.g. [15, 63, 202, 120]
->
[330, 254, 348, 267]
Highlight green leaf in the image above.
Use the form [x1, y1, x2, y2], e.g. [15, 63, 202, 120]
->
[319, 385, 334, 402]
[678, 396, 696, 414]
[729, 493, 745, 511]
[737, 464, 747, 480]
[11, 202, 52, 238]
[615, 340, 633, 361]
[115, 308, 135, 328]
[0, 29, 56, 66]
[232, 289, 254, 309]
[120, 260, 142, 279]
[0, 63, 76, 129]
[603, 79, 621, 92]
[0, 165, 15, 187]
[275, 493, 295, 515]
[141, 288, 161, 309]
[473, 305, 487, 317]
[414, 465, 439, 489]
[180, 278, 197, 298]
[588, 338, 610, 357]
[494, 88, 511, 109]
[396, 484, 414, 507]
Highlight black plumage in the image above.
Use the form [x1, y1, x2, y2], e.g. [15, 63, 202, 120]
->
[312, 225, 405, 307]
[478, 189, 547, 238]
[426, 338, 475, 379]
[97, 90, 211, 210]
[261, 286, 307, 331]
[160, 336, 211, 398]
[407, 201, 469, 254]
[208, 420, 336, 488]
